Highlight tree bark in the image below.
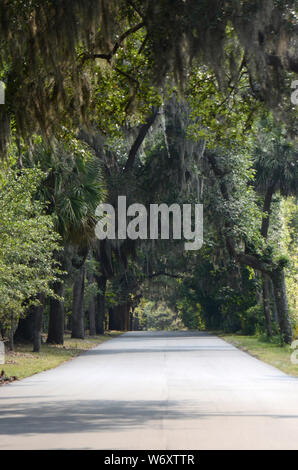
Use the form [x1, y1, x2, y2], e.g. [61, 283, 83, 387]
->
[47, 281, 65, 344]
[271, 269, 293, 344]
[71, 264, 85, 339]
[124, 302, 130, 330]
[109, 306, 123, 330]
[88, 298, 96, 336]
[9, 329, 14, 351]
[109, 303, 129, 331]
[86, 271, 96, 335]
[95, 274, 107, 334]
[262, 274, 272, 337]
[270, 279, 278, 322]
[33, 294, 45, 352]
[129, 307, 134, 331]
[9, 315, 15, 351]
[261, 185, 275, 239]
[14, 312, 34, 343]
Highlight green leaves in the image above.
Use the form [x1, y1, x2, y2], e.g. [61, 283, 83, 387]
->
[0, 167, 62, 326]
[186, 64, 263, 150]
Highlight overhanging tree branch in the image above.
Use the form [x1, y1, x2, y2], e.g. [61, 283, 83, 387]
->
[206, 150, 271, 274]
[124, 106, 159, 172]
[85, 22, 145, 64]
[127, 1, 146, 21]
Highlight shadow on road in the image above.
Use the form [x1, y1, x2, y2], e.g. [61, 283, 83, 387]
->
[84, 346, 237, 355]
[1, 398, 298, 436]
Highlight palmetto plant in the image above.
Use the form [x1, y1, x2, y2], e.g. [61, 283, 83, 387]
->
[31, 140, 105, 245]
[254, 128, 297, 198]
[253, 119, 297, 238]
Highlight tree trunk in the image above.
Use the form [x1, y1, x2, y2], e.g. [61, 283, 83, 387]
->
[129, 307, 134, 331]
[271, 269, 293, 344]
[133, 309, 139, 331]
[124, 302, 130, 330]
[262, 273, 272, 337]
[95, 274, 107, 335]
[9, 316, 15, 351]
[109, 304, 126, 330]
[109, 306, 118, 330]
[261, 185, 274, 239]
[33, 294, 45, 353]
[88, 298, 96, 336]
[270, 279, 278, 322]
[9, 330, 14, 351]
[47, 281, 65, 344]
[86, 271, 96, 335]
[71, 264, 85, 339]
[14, 312, 34, 343]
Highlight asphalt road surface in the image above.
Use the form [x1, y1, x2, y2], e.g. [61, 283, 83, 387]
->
[1, 331, 298, 450]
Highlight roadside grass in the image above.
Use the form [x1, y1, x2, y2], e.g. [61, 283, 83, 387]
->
[219, 333, 298, 377]
[1, 331, 122, 380]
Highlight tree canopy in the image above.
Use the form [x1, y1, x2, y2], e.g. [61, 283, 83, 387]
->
[0, 1, 297, 351]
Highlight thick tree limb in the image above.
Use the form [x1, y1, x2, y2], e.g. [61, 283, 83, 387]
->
[236, 252, 271, 274]
[124, 106, 159, 172]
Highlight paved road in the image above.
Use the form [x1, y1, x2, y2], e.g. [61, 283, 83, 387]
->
[1, 331, 298, 450]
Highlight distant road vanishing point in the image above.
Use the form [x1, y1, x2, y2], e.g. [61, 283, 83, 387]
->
[1, 331, 298, 450]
